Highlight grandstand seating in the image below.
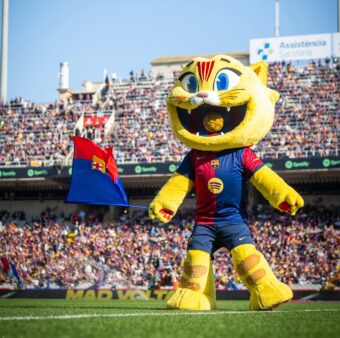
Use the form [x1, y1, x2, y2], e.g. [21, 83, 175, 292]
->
[255, 59, 339, 159]
[0, 59, 338, 167]
[0, 101, 81, 166]
[0, 204, 338, 289]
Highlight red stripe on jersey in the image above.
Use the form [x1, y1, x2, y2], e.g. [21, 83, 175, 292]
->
[242, 148, 264, 177]
[190, 150, 216, 225]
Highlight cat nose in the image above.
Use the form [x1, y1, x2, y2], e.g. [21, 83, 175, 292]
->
[197, 92, 209, 98]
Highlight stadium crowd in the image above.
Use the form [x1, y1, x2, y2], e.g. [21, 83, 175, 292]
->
[255, 59, 339, 159]
[99, 78, 187, 163]
[0, 204, 338, 289]
[0, 59, 338, 166]
[0, 100, 83, 167]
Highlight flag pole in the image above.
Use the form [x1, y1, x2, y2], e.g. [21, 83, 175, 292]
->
[126, 204, 149, 210]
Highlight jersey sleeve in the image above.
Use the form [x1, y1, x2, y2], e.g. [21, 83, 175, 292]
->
[242, 148, 265, 178]
[176, 151, 195, 181]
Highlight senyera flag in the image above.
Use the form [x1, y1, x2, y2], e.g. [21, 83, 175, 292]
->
[66, 136, 128, 206]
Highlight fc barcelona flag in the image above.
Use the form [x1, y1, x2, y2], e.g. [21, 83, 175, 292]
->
[66, 136, 128, 206]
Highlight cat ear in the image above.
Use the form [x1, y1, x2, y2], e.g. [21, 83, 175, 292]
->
[249, 61, 268, 86]
[268, 88, 279, 104]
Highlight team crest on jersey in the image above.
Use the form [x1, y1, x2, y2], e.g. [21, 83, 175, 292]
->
[91, 155, 106, 174]
[207, 177, 224, 194]
[210, 159, 220, 169]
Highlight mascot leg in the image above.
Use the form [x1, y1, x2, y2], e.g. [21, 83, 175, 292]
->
[230, 244, 292, 311]
[204, 260, 216, 308]
[167, 250, 216, 310]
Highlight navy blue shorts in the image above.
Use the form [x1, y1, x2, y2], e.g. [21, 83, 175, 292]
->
[187, 222, 253, 254]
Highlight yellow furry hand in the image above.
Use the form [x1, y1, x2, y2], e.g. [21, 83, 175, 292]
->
[278, 191, 304, 216]
[149, 173, 194, 224]
[149, 200, 175, 223]
[250, 166, 304, 216]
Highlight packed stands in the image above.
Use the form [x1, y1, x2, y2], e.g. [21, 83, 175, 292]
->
[0, 204, 338, 289]
[0, 59, 338, 167]
[100, 78, 187, 163]
[255, 59, 339, 159]
[0, 99, 82, 167]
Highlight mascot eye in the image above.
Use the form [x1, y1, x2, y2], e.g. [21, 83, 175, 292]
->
[214, 69, 240, 91]
[181, 73, 198, 93]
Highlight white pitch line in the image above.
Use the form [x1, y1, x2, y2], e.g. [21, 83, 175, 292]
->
[0, 309, 339, 321]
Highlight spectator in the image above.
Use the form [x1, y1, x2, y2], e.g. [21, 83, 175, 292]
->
[0, 204, 338, 289]
[0, 59, 338, 166]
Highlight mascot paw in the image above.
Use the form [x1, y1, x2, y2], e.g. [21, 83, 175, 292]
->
[249, 280, 293, 311]
[278, 192, 304, 216]
[166, 288, 215, 311]
[149, 201, 175, 223]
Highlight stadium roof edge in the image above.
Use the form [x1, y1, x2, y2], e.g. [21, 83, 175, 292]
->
[150, 52, 249, 65]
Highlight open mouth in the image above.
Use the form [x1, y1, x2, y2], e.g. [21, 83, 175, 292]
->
[176, 103, 247, 137]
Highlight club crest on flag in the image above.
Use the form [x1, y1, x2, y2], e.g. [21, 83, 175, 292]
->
[92, 155, 106, 173]
[66, 136, 128, 206]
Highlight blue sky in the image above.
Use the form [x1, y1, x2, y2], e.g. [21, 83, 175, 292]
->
[3, 0, 338, 102]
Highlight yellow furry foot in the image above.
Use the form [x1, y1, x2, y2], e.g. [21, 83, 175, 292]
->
[249, 280, 293, 311]
[166, 288, 215, 311]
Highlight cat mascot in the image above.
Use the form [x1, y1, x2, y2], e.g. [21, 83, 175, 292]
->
[149, 55, 304, 311]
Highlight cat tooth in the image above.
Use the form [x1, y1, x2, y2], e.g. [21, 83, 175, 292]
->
[227, 107, 231, 112]
[187, 109, 191, 115]
[196, 132, 200, 136]
[221, 132, 224, 135]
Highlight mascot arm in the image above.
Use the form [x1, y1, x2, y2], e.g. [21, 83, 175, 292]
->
[250, 165, 304, 215]
[149, 173, 194, 223]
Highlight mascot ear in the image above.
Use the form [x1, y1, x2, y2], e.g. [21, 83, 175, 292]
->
[249, 61, 279, 103]
[249, 61, 268, 86]
[268, 88, 280, 104]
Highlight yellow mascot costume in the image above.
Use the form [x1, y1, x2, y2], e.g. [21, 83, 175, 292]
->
[149, 55, 304, 311]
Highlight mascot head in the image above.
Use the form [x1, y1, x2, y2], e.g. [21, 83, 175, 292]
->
[166, 55, 279, 151]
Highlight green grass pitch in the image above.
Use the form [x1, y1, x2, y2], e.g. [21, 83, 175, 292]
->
[0, 299, 339, 338]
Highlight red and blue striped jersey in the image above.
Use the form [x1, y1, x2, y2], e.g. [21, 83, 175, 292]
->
[177, 147, 264, 225]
